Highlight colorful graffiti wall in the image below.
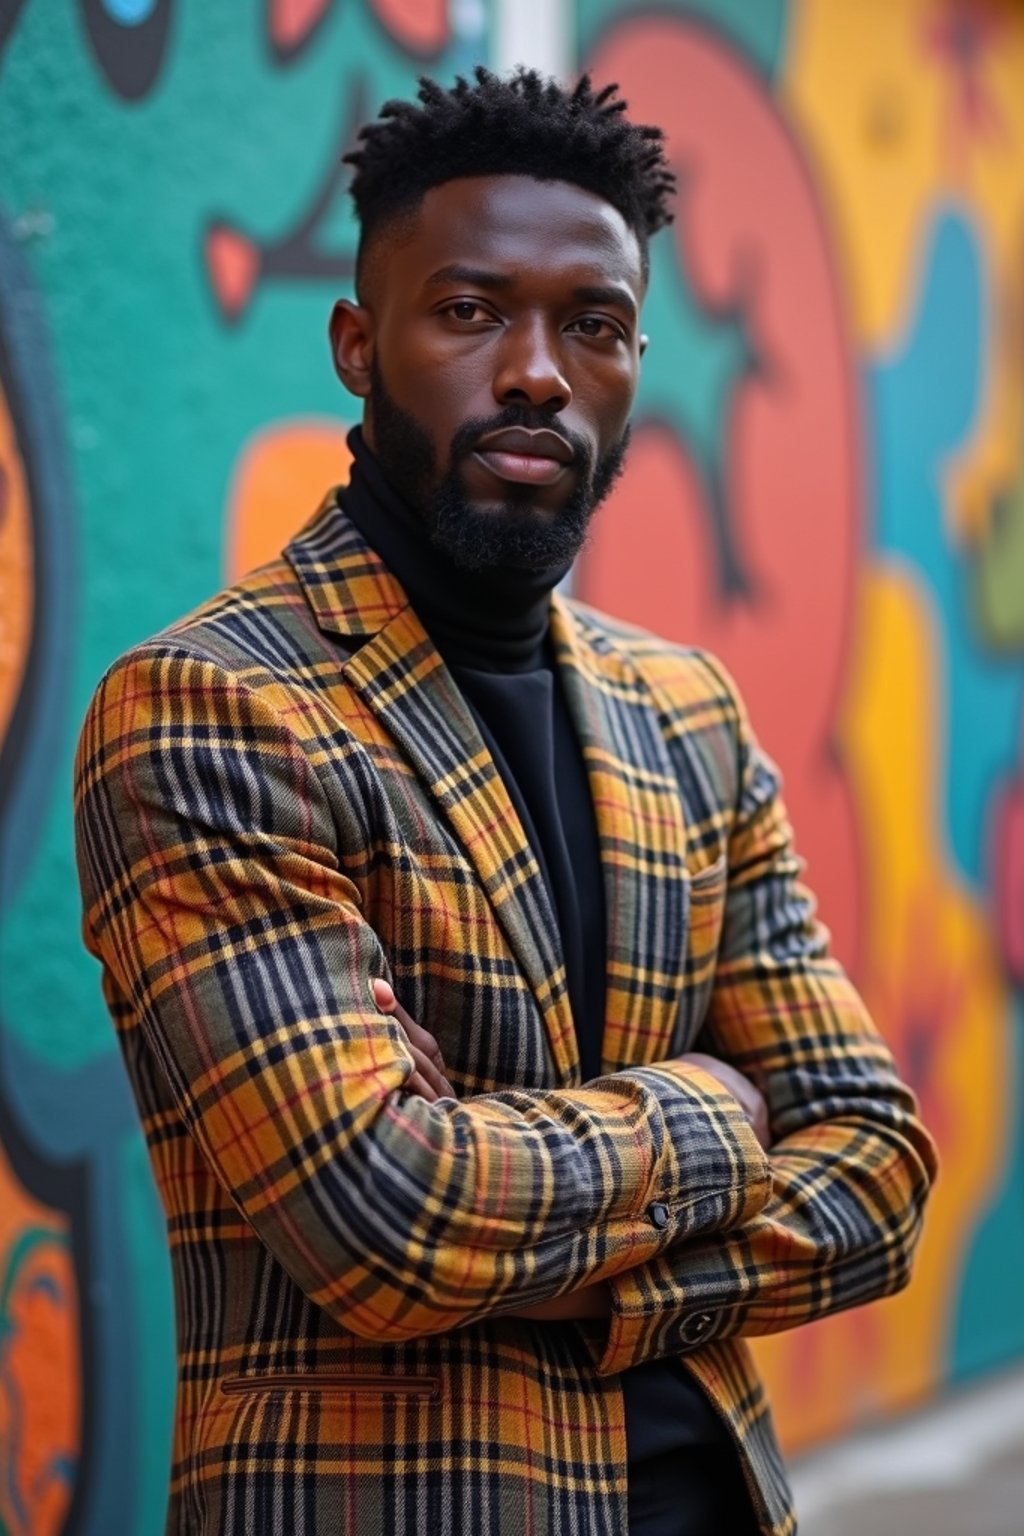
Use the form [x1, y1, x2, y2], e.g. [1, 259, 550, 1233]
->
[1, 2, 1021, 1531]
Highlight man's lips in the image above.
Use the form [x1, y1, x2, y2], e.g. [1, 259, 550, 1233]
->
[470, 427, 576, 487]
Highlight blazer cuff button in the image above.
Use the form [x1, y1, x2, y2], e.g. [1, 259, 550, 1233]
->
[679, 1311, 716, 1345]
[647, 1202, 670, 1229]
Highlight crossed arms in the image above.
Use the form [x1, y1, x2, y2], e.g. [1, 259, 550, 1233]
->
[74, 642, 937, 1370]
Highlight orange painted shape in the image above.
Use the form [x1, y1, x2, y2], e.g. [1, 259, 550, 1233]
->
[225, 419, 353, 582]
[0, 1142, 79, 1536]
[371, 0, 447, 55]
[205, 224, 262, 323]
[269, 0, 333, 52]
[0, 380, 33, 753]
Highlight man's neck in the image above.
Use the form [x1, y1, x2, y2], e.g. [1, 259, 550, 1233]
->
[339, 427, 567, 673]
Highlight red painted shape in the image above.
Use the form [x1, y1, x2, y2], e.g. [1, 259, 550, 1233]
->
[205, 224, 262, 323]
[579, 18, 863, 969]
[994, 749, 1024, 986]
[922, 1, 1008, 164]
[269, 0, 334, 53]
[371, 0, 448, 56]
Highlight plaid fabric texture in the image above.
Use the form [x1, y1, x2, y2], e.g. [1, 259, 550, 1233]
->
[74, 495, 937, 1535]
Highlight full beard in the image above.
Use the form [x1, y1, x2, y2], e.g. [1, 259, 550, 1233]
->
[367, 358, 630, 573]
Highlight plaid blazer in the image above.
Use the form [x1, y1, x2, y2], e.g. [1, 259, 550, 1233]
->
[74, 495, 936, 1536]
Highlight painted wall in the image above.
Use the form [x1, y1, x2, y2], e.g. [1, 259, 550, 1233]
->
[0, 3, 1021, 1532]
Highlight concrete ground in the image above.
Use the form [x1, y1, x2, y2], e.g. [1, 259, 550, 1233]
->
[787, 1363, 1024, 1535]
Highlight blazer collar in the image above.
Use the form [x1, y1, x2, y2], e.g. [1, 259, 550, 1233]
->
[286, 490, 409, 640]
[287, 496, 579, 1080]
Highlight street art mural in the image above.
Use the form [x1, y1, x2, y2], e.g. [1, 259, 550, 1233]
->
[0, 2, 1020, 1530]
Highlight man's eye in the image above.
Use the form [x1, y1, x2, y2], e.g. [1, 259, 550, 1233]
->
[570, 316, 624, 340]
[448, 301, 486, 322]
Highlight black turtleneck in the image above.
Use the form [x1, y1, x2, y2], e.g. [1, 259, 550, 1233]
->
[338, 429, 759, 1536]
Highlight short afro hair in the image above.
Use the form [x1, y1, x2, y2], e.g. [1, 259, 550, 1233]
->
[344, 66, 675, 285]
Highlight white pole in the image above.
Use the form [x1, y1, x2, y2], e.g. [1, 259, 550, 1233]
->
[492, 0, 574, 80]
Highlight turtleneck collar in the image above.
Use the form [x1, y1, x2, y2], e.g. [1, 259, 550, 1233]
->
[338, 426, 570, 673]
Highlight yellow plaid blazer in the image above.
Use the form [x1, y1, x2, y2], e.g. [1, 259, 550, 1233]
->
[74, 495, 936, 1535]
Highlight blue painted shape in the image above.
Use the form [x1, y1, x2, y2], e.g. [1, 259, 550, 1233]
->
[101, 0, 157, 24]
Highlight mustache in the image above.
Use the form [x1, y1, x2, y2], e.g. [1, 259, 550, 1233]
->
[450, 408, 592, 470]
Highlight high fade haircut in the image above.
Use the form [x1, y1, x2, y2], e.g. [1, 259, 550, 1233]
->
[344, 66, 675, 291]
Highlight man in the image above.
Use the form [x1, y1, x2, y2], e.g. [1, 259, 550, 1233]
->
[75, 69, 936, 1536]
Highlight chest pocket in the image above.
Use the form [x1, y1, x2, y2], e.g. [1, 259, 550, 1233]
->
[673, 855, 728, 1050]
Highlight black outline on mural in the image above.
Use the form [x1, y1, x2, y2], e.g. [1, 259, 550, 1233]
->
[203, 79, 367, 326]
[0, 214, 93, 1536]
[78, 0, 174, 101]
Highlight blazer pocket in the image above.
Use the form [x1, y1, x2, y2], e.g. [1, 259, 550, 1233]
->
[676, 855, 728, 1048]
[220, 1371, 440, 1400]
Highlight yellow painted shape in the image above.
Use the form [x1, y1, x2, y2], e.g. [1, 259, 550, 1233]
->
[756, 562, 1010, 1449]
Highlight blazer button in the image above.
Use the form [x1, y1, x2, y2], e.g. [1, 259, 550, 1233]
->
[647, 1202, 670, 1229]
[680, 1311, 716, 1344]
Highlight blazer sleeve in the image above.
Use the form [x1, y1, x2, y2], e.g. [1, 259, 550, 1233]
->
[74, 643, 773, 1344]
[593, 653, 938, 1376]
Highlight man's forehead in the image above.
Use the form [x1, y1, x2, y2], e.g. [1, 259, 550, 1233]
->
[383, 174, 644, 287]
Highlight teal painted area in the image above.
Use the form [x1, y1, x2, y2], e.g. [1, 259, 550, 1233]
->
[578, 0, 791, 78]
[634, 222, 749, 467]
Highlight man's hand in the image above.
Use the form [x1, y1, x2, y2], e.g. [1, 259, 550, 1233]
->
[372, 978, 455, 1101]
[678, 1051, 771, 1149]
[504, 1282, 613, 1322]
[369, 982, 767, 1323]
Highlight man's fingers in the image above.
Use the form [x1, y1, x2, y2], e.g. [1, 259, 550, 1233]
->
[404, 1018, 448, 1069]
[372, 978, 455, 1097]
[403, 1043, 458, 1102]
[405, 1068, 439, 1103]
[408, 1044, 453, 1100]
[373, 970, 420, 1032]
[372, 977, 396, 1012]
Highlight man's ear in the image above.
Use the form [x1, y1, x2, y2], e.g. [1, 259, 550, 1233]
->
[329, 298, 374, 398]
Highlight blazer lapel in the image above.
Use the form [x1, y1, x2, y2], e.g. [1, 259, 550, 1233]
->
[287, 498, 578, 1082]
[551, 598, 690, 1073]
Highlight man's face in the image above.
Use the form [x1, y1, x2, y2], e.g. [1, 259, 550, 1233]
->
[331, 175, 645, 571]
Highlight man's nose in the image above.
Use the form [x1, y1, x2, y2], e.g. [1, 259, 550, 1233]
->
[493, 319, 572, 411]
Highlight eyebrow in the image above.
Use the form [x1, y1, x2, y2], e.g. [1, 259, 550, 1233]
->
[425, 265, 639, 322]
[426, 264, 513, 291]
[572, 283, 638, 322]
